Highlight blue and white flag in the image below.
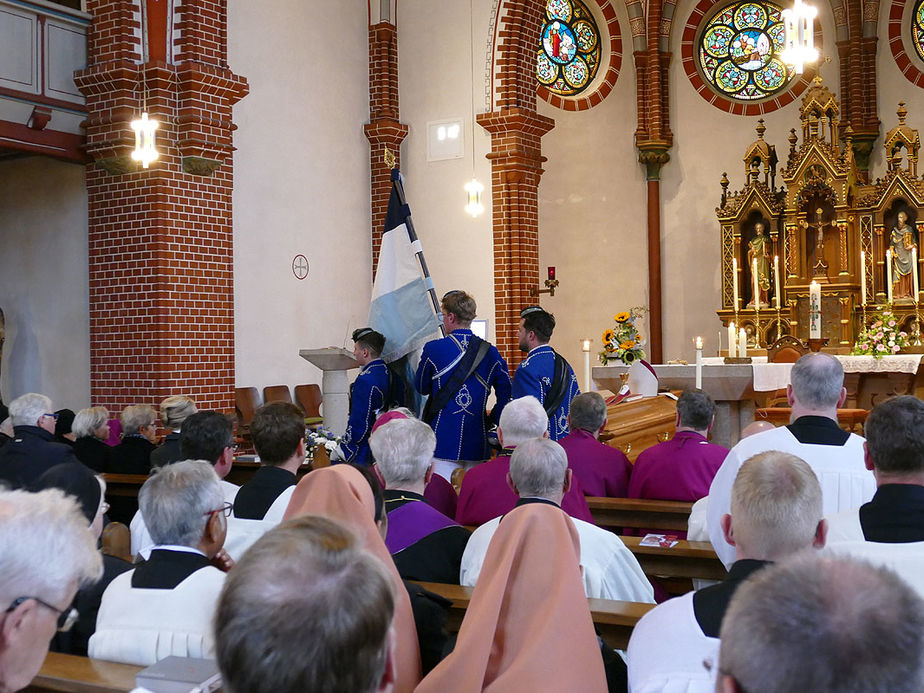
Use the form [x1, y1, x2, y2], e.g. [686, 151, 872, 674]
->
[368, 170, 441, 364]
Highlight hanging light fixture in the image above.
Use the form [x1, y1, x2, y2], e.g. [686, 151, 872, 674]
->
[781, 0, 819, 75]
[131, 111, 159, 168]
[465, 0, 484, 218]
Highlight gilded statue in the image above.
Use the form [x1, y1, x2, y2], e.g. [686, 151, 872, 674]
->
[890, 211, 918, 300]
[747, 222, 771, 307]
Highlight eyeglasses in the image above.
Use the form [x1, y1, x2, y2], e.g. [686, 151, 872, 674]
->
[6, 596, 78, 632]
[203, 501, 233, 519]
[43, 413, 59, 421]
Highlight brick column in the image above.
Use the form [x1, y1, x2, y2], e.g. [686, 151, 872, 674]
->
[75, 0, 248, 413]
[478, 108, 555, 369]
[364, 21, 408, 274]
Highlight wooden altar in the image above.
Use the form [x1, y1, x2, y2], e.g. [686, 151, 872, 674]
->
[716, 78, 924, 348]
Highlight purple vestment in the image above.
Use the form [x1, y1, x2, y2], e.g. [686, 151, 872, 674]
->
[628, 431, 728, 502]
[424, 473, 458, 518]
[455, 453, 594, 526]
[385, 501, 459, 554]
[558, 429, 632, 498]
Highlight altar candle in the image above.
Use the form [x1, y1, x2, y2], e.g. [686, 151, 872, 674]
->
[860, 250, 867, 306]
[732, 258, 739, 311]
[752, 258, 759, 308]
[887, 249, 894, 305]
[914, 247, 920, 304]
[809, 280, 822, 339]
[695, 337, 703, 389]
[738, 328, 747, 357]
[774, 255, 781, 309]
[728, 321, 737, 358]
[582, 339, 592, 392]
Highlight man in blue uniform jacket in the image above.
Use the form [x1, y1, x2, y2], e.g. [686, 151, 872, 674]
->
[416, 290, 512, 480]
[512, 305, 580, 441]
[337, 328, 405, 465]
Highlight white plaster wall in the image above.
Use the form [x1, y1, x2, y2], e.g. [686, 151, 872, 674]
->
[537, 0, 648, 384]
[229, 0, 373, 392]
[659, 0, 841, 362]
[397, 0, 497, 340]
[0, 157, 89, 410]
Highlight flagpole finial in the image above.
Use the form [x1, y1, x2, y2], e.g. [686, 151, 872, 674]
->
[384, 146, 397, 170]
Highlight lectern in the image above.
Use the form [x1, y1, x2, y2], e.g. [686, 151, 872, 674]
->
[298, 348, 359, 436]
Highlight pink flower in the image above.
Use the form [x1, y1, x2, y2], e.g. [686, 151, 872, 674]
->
[861, 343, 869, 350]
[889, 320, 897, 327]
[893, 345, 901, 353]
[876, 332, 884, 340]
[876, 343, 887, 351]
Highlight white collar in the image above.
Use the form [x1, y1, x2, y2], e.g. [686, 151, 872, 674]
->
[150, 544, 206, 557]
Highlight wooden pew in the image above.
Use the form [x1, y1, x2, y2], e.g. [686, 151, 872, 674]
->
[26, 652, 141, 693]
[621, 535, 727, 584]
[412, 581, 655, 650]
[586, 496, 694, 533]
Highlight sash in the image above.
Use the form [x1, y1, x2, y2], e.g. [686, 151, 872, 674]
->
[385, 501, 458, 554]
[422, 336, 490, 423]
[544, 352, 570, 418]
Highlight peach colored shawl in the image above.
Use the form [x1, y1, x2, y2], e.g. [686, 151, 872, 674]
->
[283, 465, 422, 692]
[415, 502, 607, 692]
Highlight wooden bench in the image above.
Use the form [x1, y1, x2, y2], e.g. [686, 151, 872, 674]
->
[412, 581, 655, 650]
[586, 497, 694, 533]
[620, 535, 727, 595]
[26, 652, 142, 693]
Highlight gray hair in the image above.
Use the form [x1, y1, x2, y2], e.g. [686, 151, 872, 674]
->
[676, 389, 715, 430]
[719, 554, 924, 693]
[139, 460, 223, 547]
[0, 418, 12, 438]
[72, 406, 110, 439]
[498, 396, 549, 446]
[509, 437, 567, 499]
[864, 396, 924, 475]
[0, 488, 102, 605]
[160, 395, 197, 430]
[569, 392, 607, 433]
[9, 393, 52, 428]
[790, 353, 844, 409]
[215, 516, 395, 693]
[730, 451, 822, 560]
[120, 404, 157, 435]
[369, 417, 436, 487]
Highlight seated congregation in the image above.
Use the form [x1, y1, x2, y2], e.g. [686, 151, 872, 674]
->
[2, 350, 924, 692]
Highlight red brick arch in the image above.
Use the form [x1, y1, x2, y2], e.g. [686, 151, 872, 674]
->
[888, 0, 924, 87]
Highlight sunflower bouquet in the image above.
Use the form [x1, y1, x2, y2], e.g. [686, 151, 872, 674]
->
[599, 307, 647, 365]
[851, 310, 909, 359]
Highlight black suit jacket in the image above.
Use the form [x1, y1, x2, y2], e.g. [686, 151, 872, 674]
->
[0, 426, 80, 489]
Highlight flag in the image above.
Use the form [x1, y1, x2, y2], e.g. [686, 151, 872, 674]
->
[368, 169, 441, 364]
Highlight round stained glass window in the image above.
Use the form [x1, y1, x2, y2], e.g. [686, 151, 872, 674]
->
[698, 1, 796, 101]
[537, 0, 602, 96]
[914, 0, 924, 61]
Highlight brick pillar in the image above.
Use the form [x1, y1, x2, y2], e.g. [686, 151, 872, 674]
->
[364, 21, 408, 274]
[478, 108, 554, 369]
[75, 0, 248, 413]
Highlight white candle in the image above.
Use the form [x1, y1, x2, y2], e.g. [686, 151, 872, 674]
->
[774, 255, 781, 309]
[809, 280, 822, 339]
[695, 337, 703, 389]
[860, 250, 867, 306]
[582, 339, 592, 392]
[914, 247, 919, 304]
[738, 328, 747, 357]
[752, 257, 759, 308]
[887, 249, 894, 305]
[728, 321, 737, 358]
[732, 257, 739, 312]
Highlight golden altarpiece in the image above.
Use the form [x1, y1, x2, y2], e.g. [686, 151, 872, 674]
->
[716, 77, 924, 350]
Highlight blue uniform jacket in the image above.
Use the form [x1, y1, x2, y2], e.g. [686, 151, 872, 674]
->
[340, 359, 404, 465]
[512, 344, 580, 441]
[415, 329, 512, 463]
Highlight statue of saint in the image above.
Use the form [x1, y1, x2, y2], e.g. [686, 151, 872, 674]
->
[748, 222, 771, 307]
[890, 211, 917, 300]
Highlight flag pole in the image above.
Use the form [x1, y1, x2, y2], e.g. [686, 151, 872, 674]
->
[386, 147, 445, 337]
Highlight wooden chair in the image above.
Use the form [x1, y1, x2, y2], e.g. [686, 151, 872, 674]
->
[235, 387, 261, 429]
[765, 336, 811, 407]
[101, 521, 132, 563]
[451, 467, 467, 491]
[295, 383, 324, 426]
[263, 385, 293, 405]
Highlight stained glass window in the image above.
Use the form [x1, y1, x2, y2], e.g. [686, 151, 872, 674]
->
[537, 0, 602, 96]
[698, 1, 796, 101]
[914, 0, 924, 61]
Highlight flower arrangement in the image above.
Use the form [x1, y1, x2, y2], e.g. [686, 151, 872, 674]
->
[599, 307, 647, 365]
[851, 310, 909, 359]
[306, 426, 340, 456]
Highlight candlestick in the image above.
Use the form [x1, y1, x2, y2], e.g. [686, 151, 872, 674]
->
[774, 255, 781, 309]
[860, 250, 867, 306]
[809, 280, 822, 339]
[728, 321, 737, 358]
[581, 339, 592, 392]
[548, 266, 556, 281]
[695, 337, 703, 389]
[738, 328, 747, 357]
[887, 249, 894, 306]
[732, 257, 739, 312]
[752, 257, 759, 308]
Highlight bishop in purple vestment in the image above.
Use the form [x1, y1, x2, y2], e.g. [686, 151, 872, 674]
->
[558, 392, 632, 497]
